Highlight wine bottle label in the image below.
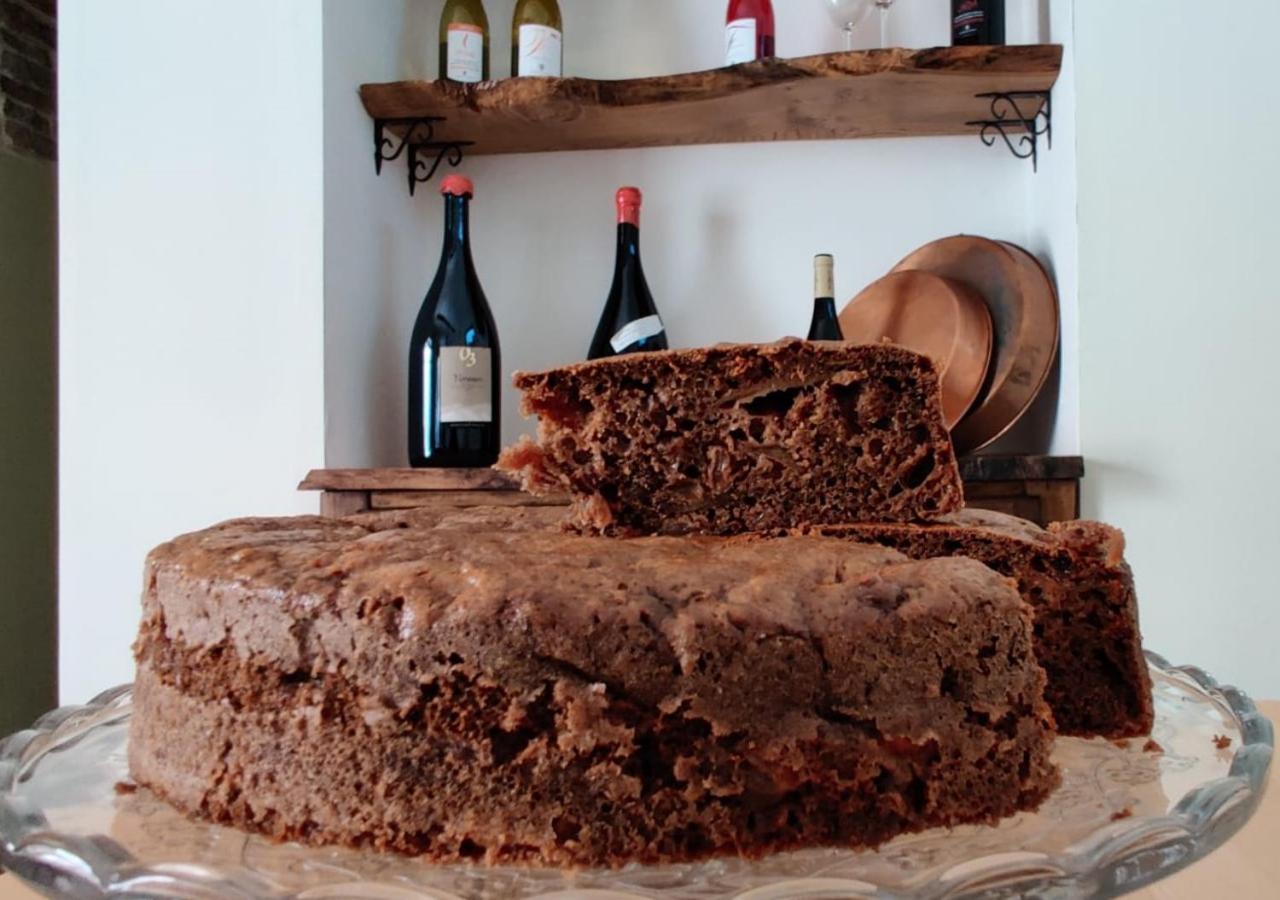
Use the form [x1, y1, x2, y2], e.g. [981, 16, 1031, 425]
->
[725, 18, 757, 66]
[446, 23, 485, 83]
[953, 0, 985, 40]
[517, 23, 562, 77]
[610, 315, 665, 354]
[814, 255, 835, 299]
[437, 346, 493, 423]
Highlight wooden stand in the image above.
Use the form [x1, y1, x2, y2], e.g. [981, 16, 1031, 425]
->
[300, 455, 1081, 528]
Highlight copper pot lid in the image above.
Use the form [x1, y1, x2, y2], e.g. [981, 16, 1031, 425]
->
[890, 236, 1059, 454]
[839, 270, 993, 429]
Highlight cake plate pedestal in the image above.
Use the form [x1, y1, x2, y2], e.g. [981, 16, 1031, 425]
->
[1, 652, 1271, 899]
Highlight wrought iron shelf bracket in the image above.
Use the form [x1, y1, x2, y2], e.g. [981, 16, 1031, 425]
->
[966, 91, 1052, 171]
[406, 140, 475, 196]
[373, 117, 472, 194]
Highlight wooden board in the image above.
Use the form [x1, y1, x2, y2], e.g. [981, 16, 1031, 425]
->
[892, 237, 1060, 455]
[368, 490, 568, 511]
[298, 468, 519, 492]
[840, 271, 993, 428]
[958, 454, 1083, 482]
[360, 46, 1062, 156]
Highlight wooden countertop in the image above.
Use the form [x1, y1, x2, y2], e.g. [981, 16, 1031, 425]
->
[2, 700, 1275, 899]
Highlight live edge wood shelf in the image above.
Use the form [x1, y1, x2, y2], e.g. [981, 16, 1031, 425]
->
[361, 45, 1063, 191]
[301, 455, 1082, 528]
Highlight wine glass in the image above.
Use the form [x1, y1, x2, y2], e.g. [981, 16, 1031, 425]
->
[825, 0, 897, 50]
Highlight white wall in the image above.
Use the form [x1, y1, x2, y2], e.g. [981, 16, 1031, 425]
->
[58, 1, 326, 701]
[56, 0, 1086, 703]
[1076, 0, 1280, 695]
[324, 0, 1080, 467]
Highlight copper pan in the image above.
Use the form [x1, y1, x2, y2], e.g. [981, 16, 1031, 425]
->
[839, 270, 993, 429]
[891, 236, 1059, 454]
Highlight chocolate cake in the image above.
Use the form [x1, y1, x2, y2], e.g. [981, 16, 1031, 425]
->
[130, 514, 1058, 867]
[813, 509, 1153, 738]
[497, 340, 964, 534]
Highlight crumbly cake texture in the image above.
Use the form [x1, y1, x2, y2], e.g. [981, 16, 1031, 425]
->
[363, 505, 1152, 738]
[811, 509, 1154, 738]
[496, 340, 965, 535]
[130, 515, 1058, 868]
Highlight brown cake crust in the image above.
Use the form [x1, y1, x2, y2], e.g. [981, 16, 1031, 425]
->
[130, 514, 1057, 867]
[497, 340, 964, 534]
[812, 509, 1154, 738]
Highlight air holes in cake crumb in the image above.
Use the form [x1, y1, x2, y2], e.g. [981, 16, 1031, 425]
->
[729, 428, 747, 442]
[457, 839, 486, 860]
[572, 449, 591, 466]
[740, 387, 802, 417]
[911, 424, 931, 443]
[829, 381, 863, 425]
[682, 465, 701, 480]
[940, 667, 961, 698]
[489, 725, 540, 766]
[552, 815, 582, 842]
[902, 455, 936, 489]
[868, 438, 885, 457]
[906, 777, 928, 813]
[748, 419, 766, 442]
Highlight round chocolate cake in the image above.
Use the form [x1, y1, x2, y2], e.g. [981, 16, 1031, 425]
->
[130, 513, 1059, 867]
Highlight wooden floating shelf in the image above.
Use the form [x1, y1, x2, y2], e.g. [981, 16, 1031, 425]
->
[361, 45, 1062, 159]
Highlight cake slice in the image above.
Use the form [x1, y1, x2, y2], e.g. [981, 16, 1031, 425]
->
[497, 340, 964, 534]
[130, 515, 1057, 867]
[812, 509, 1153, 738]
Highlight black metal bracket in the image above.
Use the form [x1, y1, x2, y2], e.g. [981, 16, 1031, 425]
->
[407, 140, 474, 196]
[373, 117, 473, 195]
[966, 91, 1052, 171]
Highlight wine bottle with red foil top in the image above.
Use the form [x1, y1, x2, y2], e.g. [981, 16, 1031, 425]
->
[587, 188, 669, 361]
[408, 174, 501, 468]
[724, 0, 775, 66]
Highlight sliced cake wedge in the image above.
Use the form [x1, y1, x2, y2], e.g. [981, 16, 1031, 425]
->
[812, 509, 1154, 738]
[498, 339, 964, 534]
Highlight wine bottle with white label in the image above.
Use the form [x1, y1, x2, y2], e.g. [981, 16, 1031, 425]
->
[511, 0, 562, 77]
[439, 0, 490, 83]
[724, 0, 775, 66]
[588, 187, 669, 360]
[408, 175, 501, 468]
[807, 254, 845, 340]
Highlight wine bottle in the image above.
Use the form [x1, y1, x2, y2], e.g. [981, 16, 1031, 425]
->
[724, 0, 775, 66]
[588, 188, 669, 360]
[439, 0, 490, 83]
[511, 0, 563, 77]
[807, 254, 844, 341]
[408, 175, 501, 468]
[952, 0, 1005, 45]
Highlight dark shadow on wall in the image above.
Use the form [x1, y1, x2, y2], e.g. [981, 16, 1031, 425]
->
[0, 0, 57, 736]
[0, 150, 57, 736]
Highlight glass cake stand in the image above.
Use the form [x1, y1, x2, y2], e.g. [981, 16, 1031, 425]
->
[1, 652, 1272, 900]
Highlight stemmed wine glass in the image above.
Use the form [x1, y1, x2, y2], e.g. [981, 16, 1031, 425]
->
[825, 0, 898, 50]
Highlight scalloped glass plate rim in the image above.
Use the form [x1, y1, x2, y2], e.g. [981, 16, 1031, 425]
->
[0, 651, 1273, 900]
